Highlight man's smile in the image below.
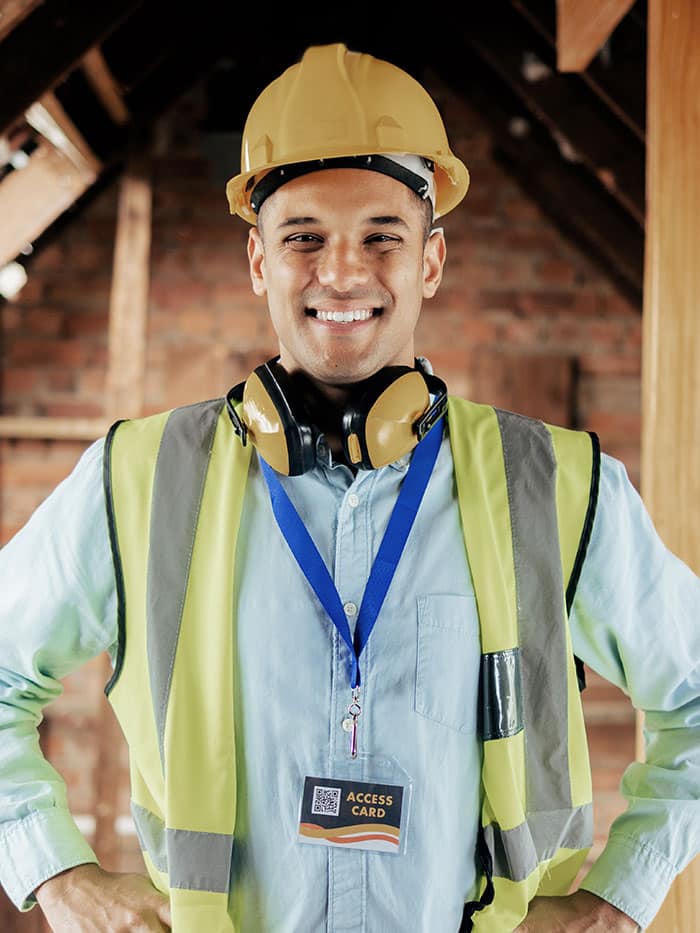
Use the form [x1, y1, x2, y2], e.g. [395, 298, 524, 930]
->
[305, 307, 381, 323]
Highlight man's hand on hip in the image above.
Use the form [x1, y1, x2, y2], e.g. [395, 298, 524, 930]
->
[514, 890, 638, 932]
[35, 863, 172, 932]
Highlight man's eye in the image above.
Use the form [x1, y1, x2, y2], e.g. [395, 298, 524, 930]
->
[366, 234, 400, 244]
[286, 234, 321, 244]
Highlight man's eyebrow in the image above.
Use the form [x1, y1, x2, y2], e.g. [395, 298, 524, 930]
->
[367, 215, 409, 229]
[276, 217, 318, 230]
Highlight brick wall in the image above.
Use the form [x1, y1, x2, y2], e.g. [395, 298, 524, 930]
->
[0, 77, 639, 927]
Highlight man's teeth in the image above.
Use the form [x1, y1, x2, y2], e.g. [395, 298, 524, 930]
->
[315, 309, 374, 323]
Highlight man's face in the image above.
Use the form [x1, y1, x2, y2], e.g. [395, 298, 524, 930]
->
[247, 168, 446, 387]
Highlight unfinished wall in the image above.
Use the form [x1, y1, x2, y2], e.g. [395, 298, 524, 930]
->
[0, 76, 640, 927]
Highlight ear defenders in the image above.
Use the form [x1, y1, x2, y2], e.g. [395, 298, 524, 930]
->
[226, 357, 447, 476]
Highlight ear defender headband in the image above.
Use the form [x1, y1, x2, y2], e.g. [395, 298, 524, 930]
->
[226, 357, 447, 476]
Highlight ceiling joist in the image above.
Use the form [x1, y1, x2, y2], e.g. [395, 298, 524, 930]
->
[27, 91, 102, 175]
[512, 0, 646, 143]
[0, 0, 142, 137]
[463, 5, 645, 229]
[0, 138, 98, 266]
[81, 48, 130, 126]
[434, 43, 644, 303]
[556, 0, 637, 72]
[0, 0, 42, 43]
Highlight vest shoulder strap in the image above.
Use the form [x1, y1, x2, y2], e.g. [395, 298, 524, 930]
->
[446, 397, 601, 688]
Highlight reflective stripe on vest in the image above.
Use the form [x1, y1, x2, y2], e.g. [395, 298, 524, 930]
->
[104, 395, 598, 933]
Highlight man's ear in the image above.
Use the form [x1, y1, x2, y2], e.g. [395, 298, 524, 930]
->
[422, 227, 446, 299]
[248, 226, 267, 296]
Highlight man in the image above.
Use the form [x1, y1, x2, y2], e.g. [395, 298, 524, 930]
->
[1, 42, 699, 933]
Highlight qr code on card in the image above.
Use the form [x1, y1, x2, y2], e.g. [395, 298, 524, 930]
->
[311, 784, 341, 817]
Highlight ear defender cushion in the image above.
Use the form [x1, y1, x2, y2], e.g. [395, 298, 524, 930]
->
[242, 359, 317, 475]
[342, 367, 432, 470]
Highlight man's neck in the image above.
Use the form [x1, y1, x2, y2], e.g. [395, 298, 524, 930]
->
[290, 373, 351, 462]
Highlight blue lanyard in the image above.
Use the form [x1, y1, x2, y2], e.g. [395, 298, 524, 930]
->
[258, 418, 444, 690]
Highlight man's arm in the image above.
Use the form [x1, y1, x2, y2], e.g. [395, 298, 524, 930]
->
[0, 439, 114, 908]
[567, 453, 700, 930]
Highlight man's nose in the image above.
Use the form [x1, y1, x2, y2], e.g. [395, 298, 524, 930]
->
[315, 242, 369, 290]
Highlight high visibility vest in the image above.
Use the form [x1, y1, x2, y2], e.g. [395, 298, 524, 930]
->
[104, 395, 599, 933]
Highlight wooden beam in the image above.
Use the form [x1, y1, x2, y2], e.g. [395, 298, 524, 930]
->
[512, 0, 647, 143]
[465, 5, 646, 228]
[641, 0, 700, 928]
[0, 0, 42, 42]
[556, 0, 636, 72]
[105, 143, 152, 421]
[26, 91, 102, 175]
[81, 47, 130, 126]
[0, 138, 98, 266]
[430, 49, 644, 303]
[0, 416, 108, 439]
[0, 0, 142, 137]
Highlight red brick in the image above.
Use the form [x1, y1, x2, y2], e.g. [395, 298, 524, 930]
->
[1, 368, 42, 394]
[46, 370, 77, 392]
[503, 199, 544, 223]
[579, 353, 641, 376]
[63, 310, 110, 338]
[149, 279, 209, 310]
[24, 307, 63, 337]
[583, 411, 641, 444]
[1, 305, 24, 331]
[535, 259, 579, 287]
[42, 400, 105, 418]
[11, 276, 44, 303]
[30, 242, 65, 272]
[5, 337, 58, 366]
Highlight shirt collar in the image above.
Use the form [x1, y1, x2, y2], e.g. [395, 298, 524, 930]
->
[314, 434, 410, 473]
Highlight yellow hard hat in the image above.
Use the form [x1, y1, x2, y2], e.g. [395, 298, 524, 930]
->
[225, 43, 470, 224]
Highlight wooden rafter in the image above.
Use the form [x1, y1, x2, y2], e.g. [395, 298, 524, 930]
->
[82, 48, 130, 126]
[433, 43, 644, 303]
[511, 0, 647, 143]
[0, 0, 142, 137]
[463, 6, 645, 228]
[0, 137, 98, 267]
[26, 91, 102, 176]
[104, 144, 152, 422]
[556, 0, 637, 72]
[0, 0, 42, 43]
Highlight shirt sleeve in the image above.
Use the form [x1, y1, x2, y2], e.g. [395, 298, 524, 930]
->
[0, 437, 118, 910]
[570, 452, 700, 930]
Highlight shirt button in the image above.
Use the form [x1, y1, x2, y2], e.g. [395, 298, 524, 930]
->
[347, 493, 359, 508]
[344, 601, 357, 617]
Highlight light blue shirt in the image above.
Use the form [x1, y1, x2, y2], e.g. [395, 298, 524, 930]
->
[1, 415, 699, 931]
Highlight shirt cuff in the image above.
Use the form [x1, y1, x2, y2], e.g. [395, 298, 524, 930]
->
[0, 808, 98, 911]
[578, 833, 678, 930]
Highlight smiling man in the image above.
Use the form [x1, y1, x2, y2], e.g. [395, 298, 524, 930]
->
[1, 42, 700, 933]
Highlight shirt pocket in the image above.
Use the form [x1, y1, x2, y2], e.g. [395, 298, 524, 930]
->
[415, 594, 481, 734]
